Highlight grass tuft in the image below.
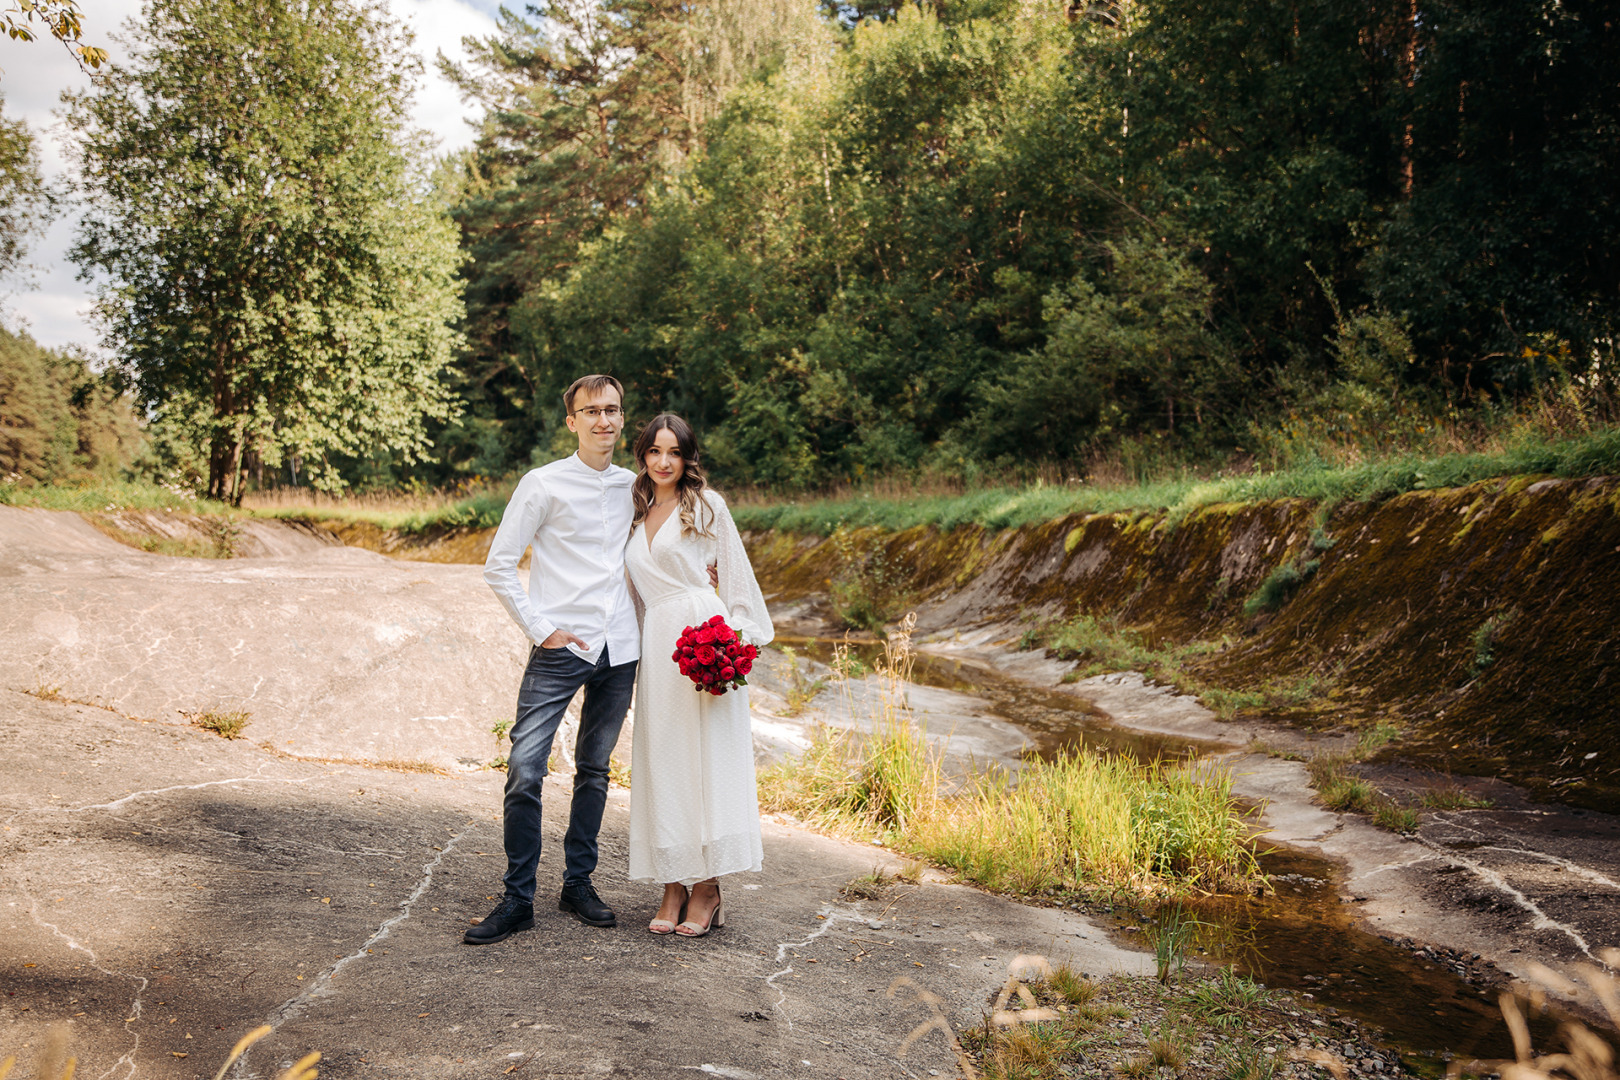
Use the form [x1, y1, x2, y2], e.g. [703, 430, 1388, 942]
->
[373, 759, 446, 774]
[1047, 965, 1097, 1007]
[1371, 801, 1420, 833]
[1419, 783, 1493, 810]
[189, 709, 251, 740]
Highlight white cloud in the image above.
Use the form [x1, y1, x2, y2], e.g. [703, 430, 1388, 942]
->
[0, 0, 497, 353]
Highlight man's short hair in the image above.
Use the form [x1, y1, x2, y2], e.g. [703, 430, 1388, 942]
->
[563, 374, 624, 414]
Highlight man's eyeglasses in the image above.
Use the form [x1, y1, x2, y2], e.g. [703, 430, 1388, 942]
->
[572, 406, 624, 421]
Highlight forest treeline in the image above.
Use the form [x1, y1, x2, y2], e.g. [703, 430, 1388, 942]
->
[0, 326, 142, 484]
[432, 0, 1618, 489]
[1, 0, 1615, 499]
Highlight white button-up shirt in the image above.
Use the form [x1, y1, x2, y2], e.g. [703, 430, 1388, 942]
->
[483, 453, 641, 666]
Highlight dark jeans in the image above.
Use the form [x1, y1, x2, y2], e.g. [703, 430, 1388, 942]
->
[502, 644, 637, 905]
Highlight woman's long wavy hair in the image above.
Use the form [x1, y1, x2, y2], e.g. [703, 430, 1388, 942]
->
[631, 413, 717, 539]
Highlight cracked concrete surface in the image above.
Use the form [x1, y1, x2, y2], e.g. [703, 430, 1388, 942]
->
[1, 508, 1149, 1077]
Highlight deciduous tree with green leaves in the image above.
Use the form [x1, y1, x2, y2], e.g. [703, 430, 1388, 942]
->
[0, 97, 48, 289]
[65, 0, 465, 502]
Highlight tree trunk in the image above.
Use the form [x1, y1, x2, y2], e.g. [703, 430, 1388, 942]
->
[207, 342, 237, 501]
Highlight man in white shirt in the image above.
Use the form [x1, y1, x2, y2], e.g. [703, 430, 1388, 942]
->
[469, 374, 640, 942]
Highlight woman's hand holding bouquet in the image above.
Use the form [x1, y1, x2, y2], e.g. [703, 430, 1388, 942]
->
[672, 615, 758, 696]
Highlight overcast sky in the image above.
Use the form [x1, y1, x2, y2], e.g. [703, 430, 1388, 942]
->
[0, 0, 502, 352]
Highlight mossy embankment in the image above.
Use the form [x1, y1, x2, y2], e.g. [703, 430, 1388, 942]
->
[41, 470, 1617, 809]
[744, 475, 1620, 813]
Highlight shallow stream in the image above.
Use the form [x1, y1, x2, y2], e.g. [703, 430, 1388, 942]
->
[774, 635, 1563, 1073]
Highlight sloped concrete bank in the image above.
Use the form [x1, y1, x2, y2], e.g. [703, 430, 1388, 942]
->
[742, 476, 1620, 813]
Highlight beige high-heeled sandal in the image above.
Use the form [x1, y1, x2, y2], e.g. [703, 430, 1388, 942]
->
[649, 886, 688, 935]
[675, 880, 723, 938]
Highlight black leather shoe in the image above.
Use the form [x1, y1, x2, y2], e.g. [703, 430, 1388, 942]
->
[463, 896, 534, 945]
[558, 883, 616, 927]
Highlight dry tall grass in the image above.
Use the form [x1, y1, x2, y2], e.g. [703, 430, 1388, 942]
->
[1451, 952, 1620, 1080]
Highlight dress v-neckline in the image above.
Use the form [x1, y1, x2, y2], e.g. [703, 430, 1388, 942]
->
[644, 508, 674, 550]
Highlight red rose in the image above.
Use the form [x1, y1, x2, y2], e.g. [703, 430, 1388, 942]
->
[720, 666, 735, 680]
[695, 645, 717, 666]
[682, 645, 695, 657]
[708, 687, 724, 696]
[708, 615, 725, 627]
[715, 625, 736, 644]
[737, 658, 752, 675]
[695, 627, 716, 645]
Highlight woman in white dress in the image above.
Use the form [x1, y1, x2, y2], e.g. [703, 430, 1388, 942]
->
[624, 414, 774, 937]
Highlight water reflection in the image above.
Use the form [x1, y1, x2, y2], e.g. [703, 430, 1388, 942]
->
[1131, 848, 1561, 1074]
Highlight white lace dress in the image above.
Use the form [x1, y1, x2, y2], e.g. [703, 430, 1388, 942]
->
[625, 489, 774, 885]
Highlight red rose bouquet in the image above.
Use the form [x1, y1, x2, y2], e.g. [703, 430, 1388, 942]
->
[672, 614, 758, 696]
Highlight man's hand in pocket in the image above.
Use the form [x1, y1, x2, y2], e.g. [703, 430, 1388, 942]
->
[540, 629, 589, 650]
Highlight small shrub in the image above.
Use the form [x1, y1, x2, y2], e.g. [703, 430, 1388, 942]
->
[1469, 608, 1522, 676]
[190, 709, 251, 739]
[828, 527, 912, 634]
[27, 683, 65, 702]
[490, 717, 514, 770]
[1242, 558, 1320, 616]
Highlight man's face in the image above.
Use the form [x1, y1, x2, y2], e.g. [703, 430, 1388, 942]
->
[565, 385, 625, 457]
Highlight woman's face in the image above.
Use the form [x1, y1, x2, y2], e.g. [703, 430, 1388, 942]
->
[644, 427, 685, 490]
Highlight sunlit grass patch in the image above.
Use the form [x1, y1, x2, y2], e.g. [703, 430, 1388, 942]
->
[761, 620, 1263, 900]
[188, 708, 251, 739]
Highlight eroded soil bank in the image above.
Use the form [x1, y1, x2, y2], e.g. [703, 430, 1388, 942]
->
[742, 475, 1620, 812]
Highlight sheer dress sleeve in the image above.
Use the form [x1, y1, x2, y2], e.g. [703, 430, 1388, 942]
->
[708, 491, 774, 647]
